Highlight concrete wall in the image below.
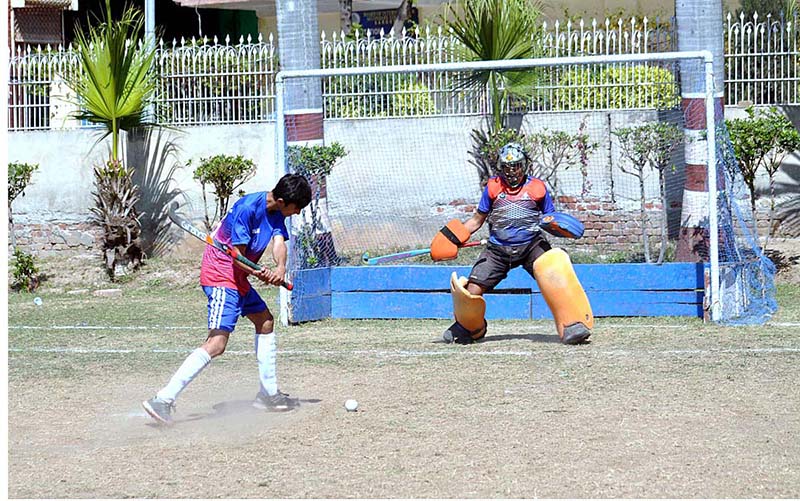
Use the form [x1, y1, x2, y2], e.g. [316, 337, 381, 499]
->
[9, 108, 800, 257]
[8, 123, 279, 256]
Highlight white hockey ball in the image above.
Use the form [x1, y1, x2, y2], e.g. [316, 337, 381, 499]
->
[344, 399, 358, 412]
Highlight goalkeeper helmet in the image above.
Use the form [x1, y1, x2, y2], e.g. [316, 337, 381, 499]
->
[497, 142, 528, 189]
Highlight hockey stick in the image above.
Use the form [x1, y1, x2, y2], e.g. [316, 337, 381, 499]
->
[168, 202, 293, 291]
[360, 239, 487, 266]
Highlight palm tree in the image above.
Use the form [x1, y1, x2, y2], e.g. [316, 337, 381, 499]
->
[444, 0, 544, 133]
[64, 0, 157, 279]
[443, 0, 545, 186]
[66, 0, 157, 162]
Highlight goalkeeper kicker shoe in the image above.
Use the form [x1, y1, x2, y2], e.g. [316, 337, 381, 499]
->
[253, 390, 297, 412]
[142, 397, 175, 425]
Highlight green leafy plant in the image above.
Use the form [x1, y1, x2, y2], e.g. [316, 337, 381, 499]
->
[288, 143, 348, 268]
[191, 154, 257, 231]
[613, 121, 684, 263]
[527, 117, 598, 195]
[8, 162, 39, 251]
[442, 0, 546, 186]
[287, 143, 347, 178]
[327, 75, 436, 118]
[62, 0, 157, 279]
[555, 65, 679, 110]
[11, 248, 40, 292]
[444, 0, 545, 132]
[390, 80, 437, 116]
[727, 106, 800, 245]
[64, 0, 157, 162]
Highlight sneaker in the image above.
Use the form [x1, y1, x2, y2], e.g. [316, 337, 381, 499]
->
[253, 390, 297, 412]
[561, 323, 592, 345]
[142, 397, 175, 425]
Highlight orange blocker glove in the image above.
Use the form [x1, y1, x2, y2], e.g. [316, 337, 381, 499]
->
[430, 219, 471, 261]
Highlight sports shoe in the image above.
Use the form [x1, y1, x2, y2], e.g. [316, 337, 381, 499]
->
[253, 390, 297, 412]
[561, 323, 592, 345]
[142, 397, 175, 425]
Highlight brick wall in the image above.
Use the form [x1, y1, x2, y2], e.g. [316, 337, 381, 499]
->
[11, 222, 99, 256]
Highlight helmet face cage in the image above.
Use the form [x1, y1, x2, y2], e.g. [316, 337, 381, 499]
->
[496, 142, 528, 188]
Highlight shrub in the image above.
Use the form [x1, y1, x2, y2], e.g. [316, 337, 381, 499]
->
[469, 127, 526, 187]
[191, 154, 256, 231]
[526, 118, 598, 194]
[555, 65, 679, 110]
[327, 76, 436, 118]
[389, 80, 437, 116]
[11, 248, 39, 292]
[726, 106, 800, 242]
[8, 162, 39, 250]
[8, 162, 38, 204]
[287, 143, 348, 268]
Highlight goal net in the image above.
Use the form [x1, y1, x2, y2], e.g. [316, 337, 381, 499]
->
[275, 53, 776, 325]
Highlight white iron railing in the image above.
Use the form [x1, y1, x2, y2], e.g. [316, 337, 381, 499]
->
[155, 34, 278, 126]
[726, 11, 800, 106]
[7, 12, 799, 131]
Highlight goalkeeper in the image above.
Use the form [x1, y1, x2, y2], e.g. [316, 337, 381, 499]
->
[142, 173, 312, 426]
[431, 142, 593, 345]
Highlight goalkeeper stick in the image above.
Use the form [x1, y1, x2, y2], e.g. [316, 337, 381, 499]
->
[361, 239, 487, 266]
[168, 202, 293, 291]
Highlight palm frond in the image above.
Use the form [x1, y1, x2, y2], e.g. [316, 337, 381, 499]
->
[444, 0, 545, 131]
[63, 0, 156, 161]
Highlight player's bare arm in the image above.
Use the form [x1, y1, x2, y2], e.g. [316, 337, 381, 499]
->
[231, 244, 260, 275]
[464, 211, 487, 235]
[268, 235, 288, 286]
[231, 242, 282, 286]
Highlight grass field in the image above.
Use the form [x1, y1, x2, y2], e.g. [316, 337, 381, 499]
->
[7, 253, 800, 498]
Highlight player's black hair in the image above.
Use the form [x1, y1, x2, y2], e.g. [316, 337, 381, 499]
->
[273, 173, 312, 209]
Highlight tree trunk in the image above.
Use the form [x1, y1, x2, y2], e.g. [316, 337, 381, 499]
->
[276, 0, 340, 271]
[339, 0, 353, 34]
[658, 169, 669, 264]
[675, 0, 725, 262]
[639, 168, 651, 263]
[9, 206, 16, 251]
[391, 0, 412, 37]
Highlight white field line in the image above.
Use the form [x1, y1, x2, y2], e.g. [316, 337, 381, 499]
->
[9, 322, 800, 358]
[8, 322, 800, 331]
[8, 347, 800, 357]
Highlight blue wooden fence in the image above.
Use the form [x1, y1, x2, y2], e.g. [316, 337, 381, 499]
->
[289, 263, 707, 323]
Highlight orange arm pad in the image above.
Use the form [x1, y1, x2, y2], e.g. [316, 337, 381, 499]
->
[430, 219, 471, 261]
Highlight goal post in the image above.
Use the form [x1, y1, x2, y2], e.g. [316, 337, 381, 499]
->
[274, 51, 776, 326]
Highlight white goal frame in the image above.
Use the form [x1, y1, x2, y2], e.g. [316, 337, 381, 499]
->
[274, 51, 719, 325]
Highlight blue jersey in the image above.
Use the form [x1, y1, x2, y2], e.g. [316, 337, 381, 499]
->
[200, 192, 289, 294]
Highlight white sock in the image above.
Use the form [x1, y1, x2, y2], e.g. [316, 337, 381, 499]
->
[255, 333, 278, 396]
[156, 348, 212, 403]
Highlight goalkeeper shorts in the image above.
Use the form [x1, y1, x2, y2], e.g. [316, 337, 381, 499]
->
[467, 235, 551, 291]
[202, 286, 268, 332]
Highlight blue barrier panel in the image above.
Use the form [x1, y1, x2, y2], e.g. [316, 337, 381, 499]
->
[332, 292, 531, 319]
[290, 268, 331, 323]
[331, 265, 533, 291]
[290, 263, 706, 321]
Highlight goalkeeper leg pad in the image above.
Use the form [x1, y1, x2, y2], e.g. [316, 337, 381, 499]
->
[443, 272, 487, 344]
[533, 248, 594, 344]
